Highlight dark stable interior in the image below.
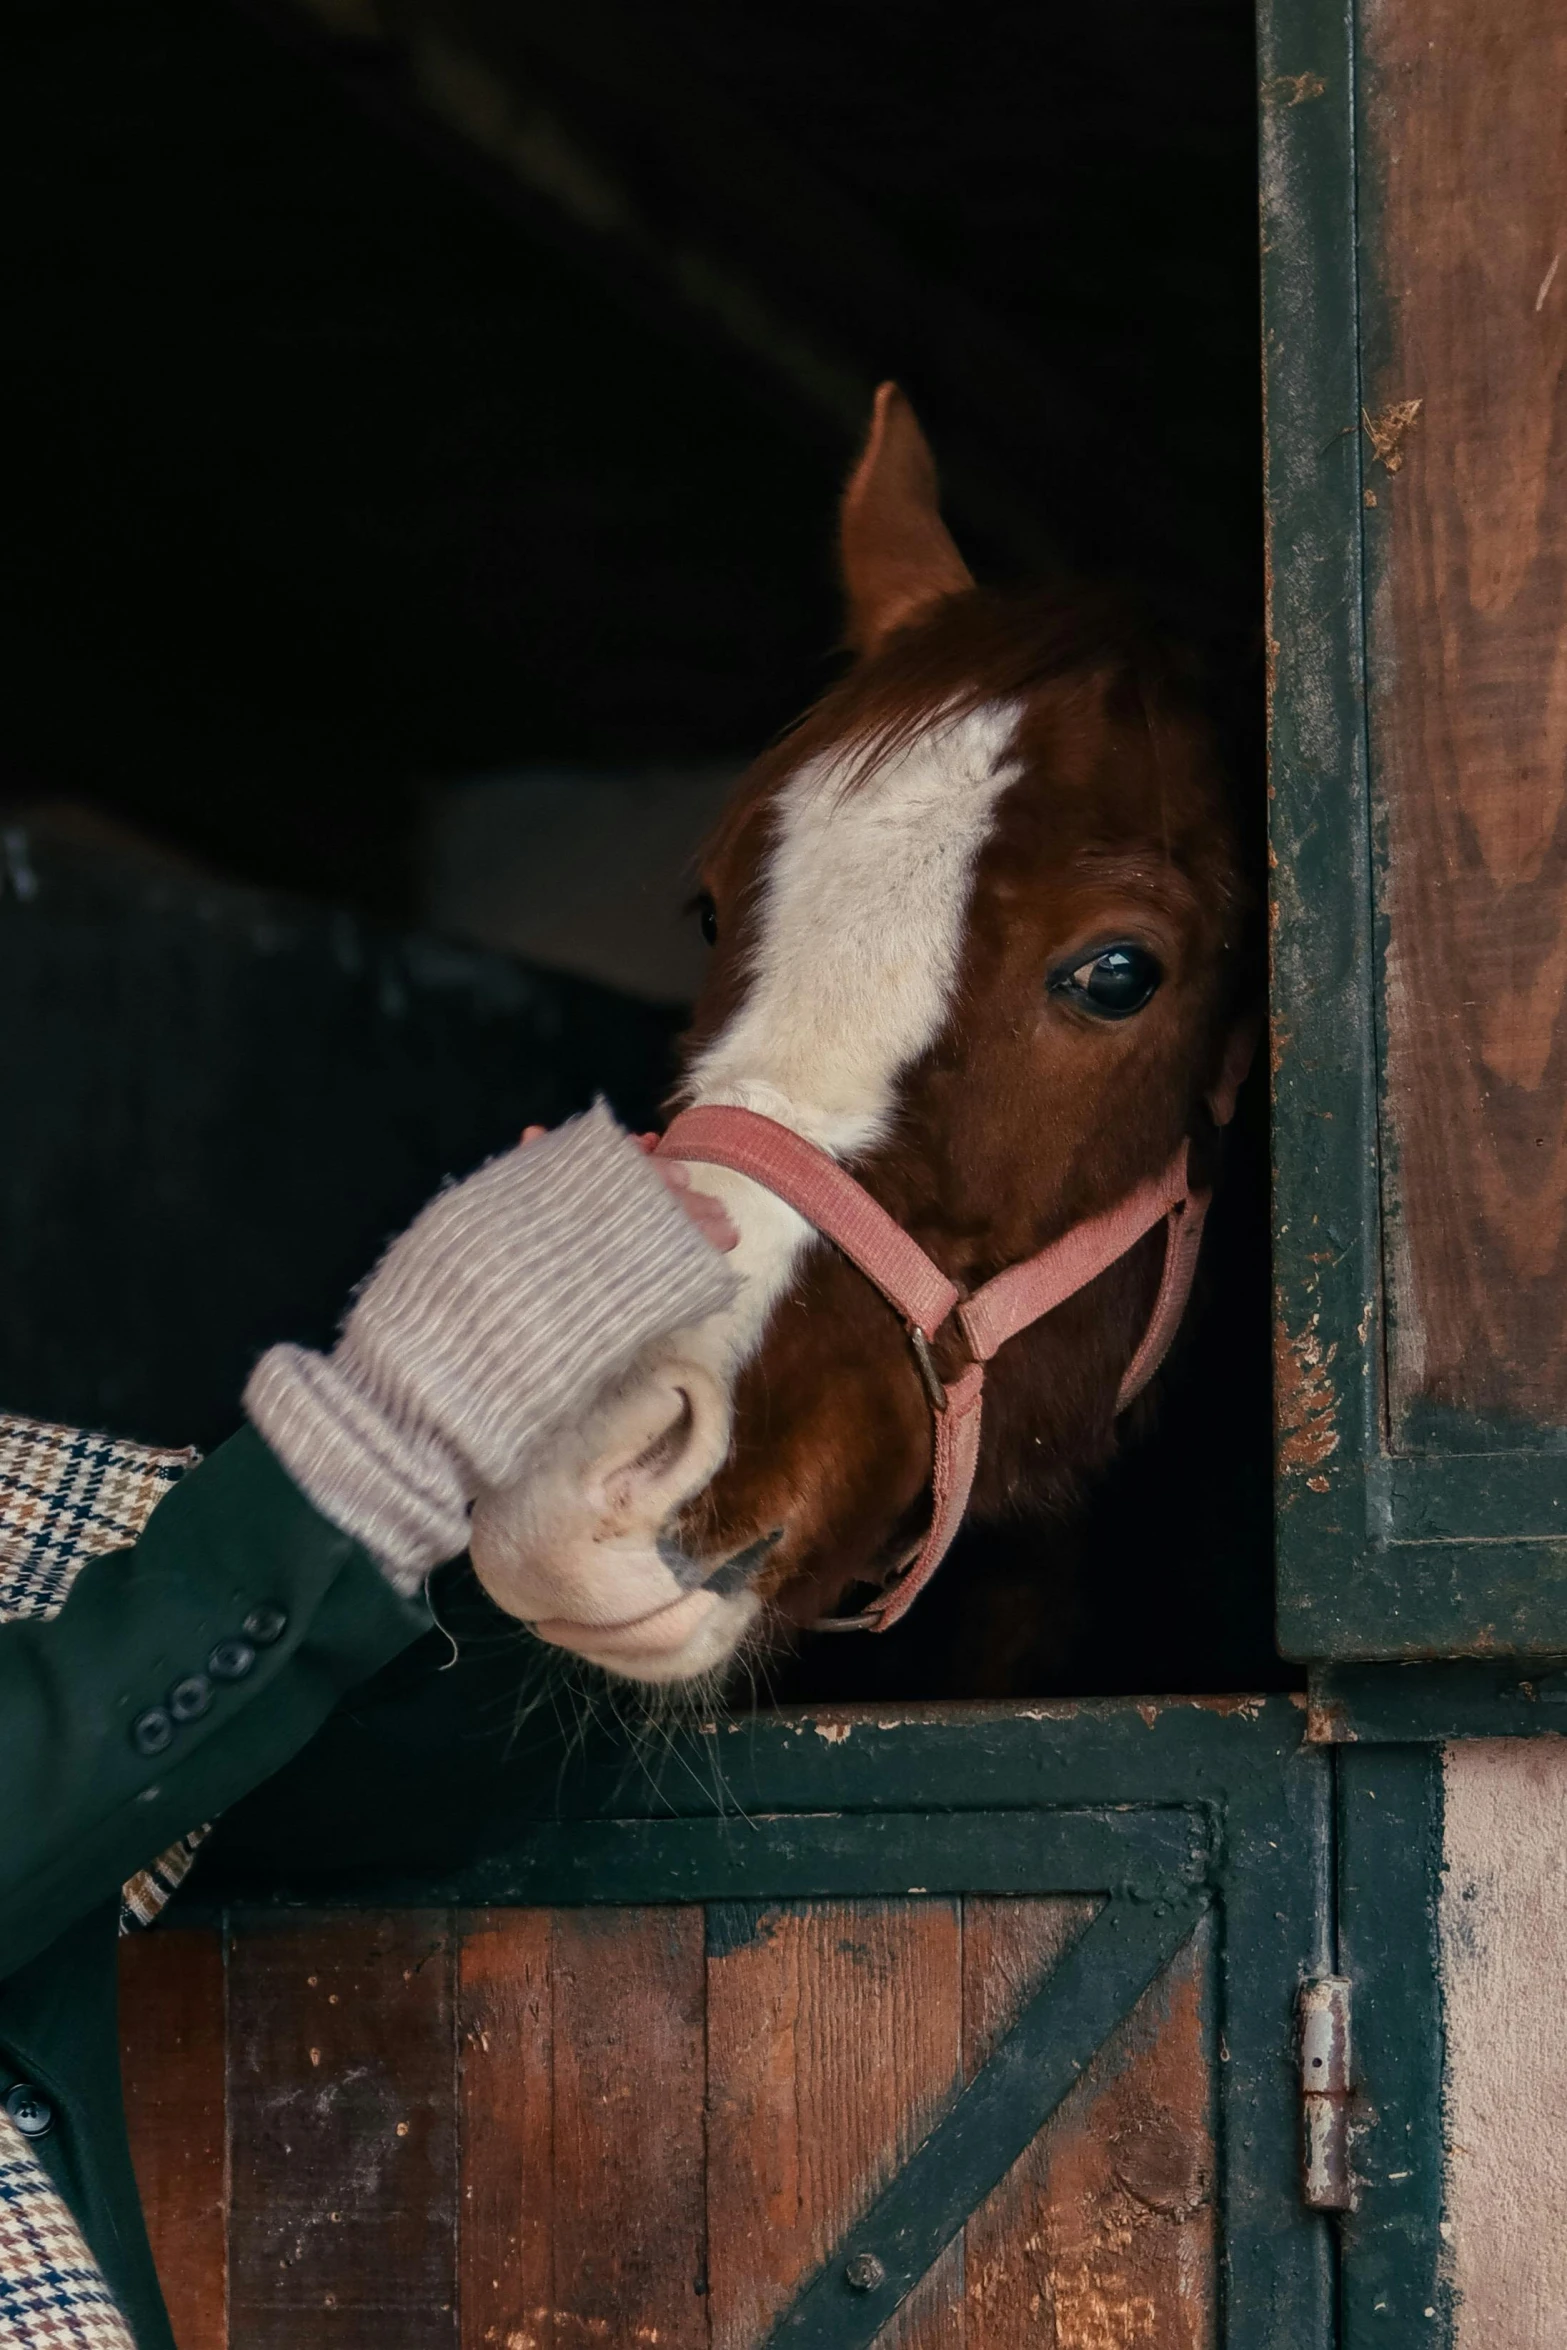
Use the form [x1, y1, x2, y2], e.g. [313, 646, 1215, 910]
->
[4, 0, 1289, 1821]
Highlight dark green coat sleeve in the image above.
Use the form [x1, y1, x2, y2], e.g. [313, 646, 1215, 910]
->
[0, 1426, 431, 1978]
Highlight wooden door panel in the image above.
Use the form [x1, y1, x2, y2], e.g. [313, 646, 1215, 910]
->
[226, 1913, 459, 2349]
[704, 1900, 968, 2350]
[458, 1907, 708, 2350]
[120, 1927, 228, 2350]
[961, 1917, 1214, 2349]
[122, 1898, 1213, 2349]
[1360, 0, 1567, 1440]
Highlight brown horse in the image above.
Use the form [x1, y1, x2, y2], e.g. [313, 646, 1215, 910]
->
[469, 386, 1254, 1683]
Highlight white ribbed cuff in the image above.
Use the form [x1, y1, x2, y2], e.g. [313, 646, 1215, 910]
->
[244, 1347, 468, 1591]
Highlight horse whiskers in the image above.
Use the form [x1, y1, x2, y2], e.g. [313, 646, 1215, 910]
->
[585, 1654, 754, 1824]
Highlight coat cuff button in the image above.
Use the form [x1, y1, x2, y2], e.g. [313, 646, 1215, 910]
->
[4, 2083, 53, 2138]
[131, 1707, 174, 1756]
[169, 1673, 213, 1723]
[242, 1604, 288, 1647]
[208, 1638, 257, 1682]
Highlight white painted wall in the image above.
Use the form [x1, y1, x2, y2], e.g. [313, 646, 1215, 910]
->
[1442, 1739, 1567, 2348]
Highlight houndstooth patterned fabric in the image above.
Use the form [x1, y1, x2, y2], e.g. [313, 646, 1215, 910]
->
[0, 1419, 196, 1626]
[0, 2118, 135, 2349]
[118, 1830, 211, 1936]
[1, 1418, 208, 2344]
[0, 1416, 207, 1936]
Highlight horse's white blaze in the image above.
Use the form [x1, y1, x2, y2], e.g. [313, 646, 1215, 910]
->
[677, 698, 1024, 1354]
[694, 699, 1023, 1152]
[468, 700, 1022, 1681]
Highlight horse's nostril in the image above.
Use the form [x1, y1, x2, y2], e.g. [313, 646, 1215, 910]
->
[657, 1529, 782, 1596]
[705, 1529, 784, 1598]
[625, 1389, 695, 1485]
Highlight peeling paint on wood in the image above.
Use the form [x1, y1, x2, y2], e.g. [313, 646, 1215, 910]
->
[1261, 70, 1327, 105]
[1361, 397, 1422, 472]
[1275, 1311, 1341, 1476]
[1304, 1697, 1356, 1746]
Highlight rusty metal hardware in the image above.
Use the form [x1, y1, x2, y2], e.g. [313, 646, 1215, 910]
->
[1300, 1975, 1353, 2210]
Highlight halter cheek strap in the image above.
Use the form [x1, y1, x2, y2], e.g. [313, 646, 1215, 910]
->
[657, 1105, 1211, 1632]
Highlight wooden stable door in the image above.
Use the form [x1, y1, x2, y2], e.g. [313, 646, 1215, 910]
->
[1258, 3, 1567, 2328]
[124, 1899, 1209, 2349]
[1262, 0, 1567, 1658]
[119, 1705, 1327, 2350]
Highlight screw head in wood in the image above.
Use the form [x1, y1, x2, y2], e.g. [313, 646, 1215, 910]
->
[845, 2252, 886, 2293]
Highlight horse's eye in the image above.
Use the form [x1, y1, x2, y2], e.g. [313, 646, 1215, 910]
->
[696, 890, 718, 947]
[1054, 942, 1162, 1019]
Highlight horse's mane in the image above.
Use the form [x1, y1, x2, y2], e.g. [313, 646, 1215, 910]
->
[707, 582, 1253, 865]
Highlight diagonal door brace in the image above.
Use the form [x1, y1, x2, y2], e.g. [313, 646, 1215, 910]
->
[763, 1890, 1210, 2349]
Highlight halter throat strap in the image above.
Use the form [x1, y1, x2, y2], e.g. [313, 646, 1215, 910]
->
[657, 1104, 1210, 1633]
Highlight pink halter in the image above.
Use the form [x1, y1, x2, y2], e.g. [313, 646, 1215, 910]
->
[656, 1104, 1214, 1632]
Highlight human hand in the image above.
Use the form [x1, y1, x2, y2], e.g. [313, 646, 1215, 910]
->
[649, 1154, 740, 1254]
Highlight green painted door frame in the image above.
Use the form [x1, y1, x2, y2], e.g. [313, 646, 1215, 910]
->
[1260, 0, 1567, 1659]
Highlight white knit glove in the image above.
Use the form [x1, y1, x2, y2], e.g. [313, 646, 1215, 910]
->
[244, 1103, 738, 1589]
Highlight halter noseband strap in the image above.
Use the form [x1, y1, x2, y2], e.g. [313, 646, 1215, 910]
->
[656, 1104, 1212, 1633]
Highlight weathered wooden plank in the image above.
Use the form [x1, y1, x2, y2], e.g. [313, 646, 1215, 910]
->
[1361, 0, 1567, 1438]
[120, 1925, 228, 2350]
[705, 1901, 964, 2350]
[962, 1903, 1214, 2349]
[457, 1907, 707, 2350]
[456, 1911, 551, 2350]
[957, 1898, 1094, 2342]
[226, 1912, 457, 2350]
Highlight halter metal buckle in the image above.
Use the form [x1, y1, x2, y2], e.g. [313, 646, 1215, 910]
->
[810, 1606, 886, 1633]
[909, 1326, 947, 1412]
[810, 1533, 923, 1633]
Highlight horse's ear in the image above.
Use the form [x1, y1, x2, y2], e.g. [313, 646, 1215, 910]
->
[840, 382, 974, 655]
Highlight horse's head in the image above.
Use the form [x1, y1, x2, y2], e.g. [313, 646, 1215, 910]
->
[470, 386, 1253, 1682]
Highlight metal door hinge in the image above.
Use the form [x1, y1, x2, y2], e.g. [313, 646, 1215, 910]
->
[1300, 1975, 1353, 2210]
